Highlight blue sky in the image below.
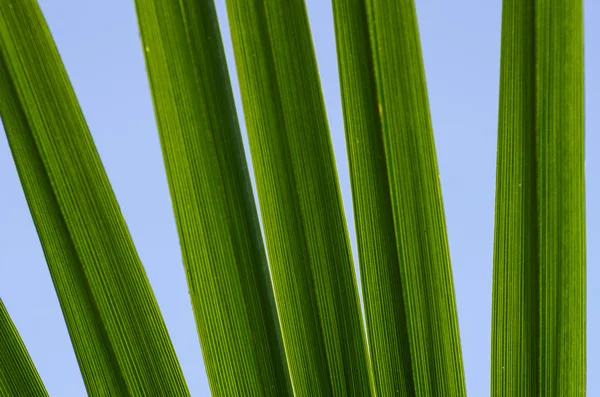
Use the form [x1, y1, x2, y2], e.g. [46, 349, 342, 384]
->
[1, 1, 598, 395]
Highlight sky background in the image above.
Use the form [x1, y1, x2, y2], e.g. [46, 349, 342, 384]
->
[1, 1, 598, 396]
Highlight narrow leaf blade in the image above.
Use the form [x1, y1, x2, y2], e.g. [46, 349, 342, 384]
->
[0, 2, 190, 395]
[332, 0, 414, 394]
[0, 300, 49, 397]
[536, 1, 585, 394]
[334, 0, 466, 395]
[134, 1, 292, 395]
[491, 1, 538, 394]
[492, 0, 585, 395]
[226, 0, 374, 395]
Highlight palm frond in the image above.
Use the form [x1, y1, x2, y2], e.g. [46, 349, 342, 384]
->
[133, 1, 291, 395]
[0, 2, 189, 395]
[225, 0, 373, 395]
[491, 0, 585, 395]
[0, 300, 48, 397]
[333, 1, 467, 395]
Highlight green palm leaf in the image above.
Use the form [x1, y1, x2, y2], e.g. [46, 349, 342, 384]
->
[0, 1, 189, 395]
[0, 0, 588, 396]
[333, 1, 466, 395]
[133, 1, 291, 395]
[491, 0, 585, 395]
[225, 0, 373, 395]
[0, 300, 48, 397]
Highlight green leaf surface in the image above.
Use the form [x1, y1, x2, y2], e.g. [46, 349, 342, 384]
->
[332, 0, 413, 395]
[133, 1, 291, 396]
[0, 300, 48, 397]
[0, 2, 189, 395]
[333, 1, 466, 395]
[492, 0, 585, 396]
[225, 0, 373, 395]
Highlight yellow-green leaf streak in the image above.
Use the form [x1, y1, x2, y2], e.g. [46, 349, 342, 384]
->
[365, 1, 467, 395]
[332, 0, 414, 395]
[0, 300, 49, 397]
[492, 1, 585, 395]
[0, 2, 189, 395]
[226, 0, 373, 395]
[134, 1, 292, 395]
